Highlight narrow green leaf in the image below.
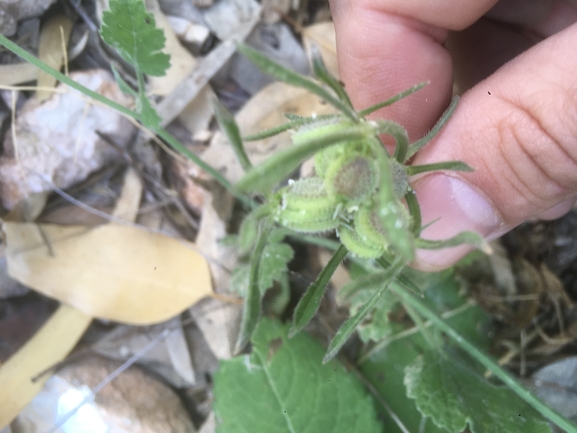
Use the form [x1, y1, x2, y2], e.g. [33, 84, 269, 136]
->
[236, 121, 371, 193]
[110, 63, 137, 97]
[236, 43, 357, 120]
[234, 219, 273, 354]
[408, 96, 459, 158]
[243, 114, 343, 141]
[337, 270, 388, 302]
[214, 318, 382, 433]
[309, 43, 353, 109]
[358, 82, 428, 118]
[284, 113, 306, 121]
[290, 245, 348, 337]
[404, 190, 422, 234]
[415, 231, 492, 254]
[406, 161, 473, 176]
[139, 93, 162, 129]
[243, 122, 297, 141]
[213, 98, 252, 171]
[405, 348, 551, 433]
[100, 0, 170, 77]
[323, 258, 404, 363]
[371, 120, 410, 165]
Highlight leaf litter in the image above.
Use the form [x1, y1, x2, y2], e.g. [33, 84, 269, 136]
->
[0, 2, 576, 433]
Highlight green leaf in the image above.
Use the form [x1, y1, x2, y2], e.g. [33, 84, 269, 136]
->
[290, 245, 348, 337]
[214, 98, 252, 171]
[348, 283, 400, 343]
[258, 236, 294, 295]
[138, 94, 162, 129]
[323, 258, 404, 363]
[408, 96, 459, 159]
[230, 233, 293, 297]
[236, 121, 371, 193]
[110, 63, 137, 97]
[404, 190, 422, 234]
[405, 348, 551, 433]
[243, 114, 343, 141]
[406, 161, 473, 176]
[100, 0, 170, 76]
[359, 271, 494, 433]
[309, 43, 353, 110]
[234, 219, 273, 354]
[358, 82, 428, 118]
[416, 231, 491, 254]
[236, 43, 356, 120]
[213, 318, 382, 433]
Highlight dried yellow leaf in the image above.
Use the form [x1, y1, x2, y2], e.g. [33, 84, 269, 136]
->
[4, 222, 212, 324]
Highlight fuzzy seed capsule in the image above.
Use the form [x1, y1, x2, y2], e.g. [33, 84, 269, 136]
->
[337, 224, 386, 258]
[325, 153, 379, 205]
[274, 177, 340, 233]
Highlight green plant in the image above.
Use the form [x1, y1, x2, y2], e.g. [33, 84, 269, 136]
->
[1, 1, 576, 431]
[225, 43, 489, 359]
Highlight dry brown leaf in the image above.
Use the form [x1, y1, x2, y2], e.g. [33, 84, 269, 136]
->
[203, 82, 338, 183]
[4, 222, 212, 324]
[302, 22, 338, 77]
[36, 14, 73, 101]
[0, 63, 38, 86]
[0, 304, 92, 428]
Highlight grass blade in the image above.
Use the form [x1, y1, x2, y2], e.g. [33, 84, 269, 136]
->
[290, 245, 348, 337]
[323, 258, 404, 363]
[406, 161, 473, 176]
[213, 98, 252, 171]
[234, 219, 273, 354]
[236, 43, 357, 120]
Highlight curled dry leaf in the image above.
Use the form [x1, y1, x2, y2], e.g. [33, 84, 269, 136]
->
[0, 304, 92, 428]
[36, 14, 73, 101]
[3, 222, 212, 324]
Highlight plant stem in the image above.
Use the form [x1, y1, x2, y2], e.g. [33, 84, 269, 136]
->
[0, 34, 252, 205]
[386, 270, 577, 433]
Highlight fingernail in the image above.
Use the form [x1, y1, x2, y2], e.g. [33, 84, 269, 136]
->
[413, 174, 503, 270]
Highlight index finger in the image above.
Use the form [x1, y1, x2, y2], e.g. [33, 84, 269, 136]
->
[329, 0, 499, 140]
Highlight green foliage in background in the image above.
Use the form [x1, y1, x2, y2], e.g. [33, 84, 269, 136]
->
[213, 318, 382, 433]
[0, 1, 574, 431]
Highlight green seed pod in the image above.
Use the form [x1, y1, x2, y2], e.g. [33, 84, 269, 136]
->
[325, 152, 379, 205]
[314, 142, 345, 178]
[354, 201, 389, 251]
[275, 177, 340, 233]
[376, 199, 415, 261]
[337, 224, 386, 259]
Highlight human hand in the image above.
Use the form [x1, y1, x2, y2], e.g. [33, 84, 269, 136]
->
[329, 0, 577, 270]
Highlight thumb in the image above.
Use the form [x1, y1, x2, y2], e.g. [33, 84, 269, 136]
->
[412, 23, 577, 270]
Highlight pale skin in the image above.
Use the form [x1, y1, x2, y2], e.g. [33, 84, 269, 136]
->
[329, 0, 577, 270]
